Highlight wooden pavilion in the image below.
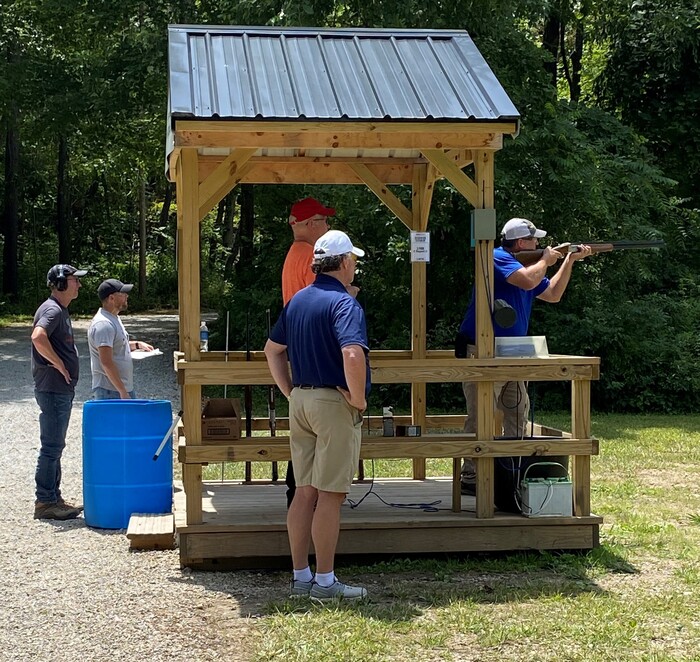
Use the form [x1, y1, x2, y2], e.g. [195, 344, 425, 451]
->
[166, 25, 601, 568]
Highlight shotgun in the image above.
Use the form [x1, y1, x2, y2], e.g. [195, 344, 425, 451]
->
[267, 309, 279, 482]
[515, 240, 664, 267]
[244, 311, 253, 483]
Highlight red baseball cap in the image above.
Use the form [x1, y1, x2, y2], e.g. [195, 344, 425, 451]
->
[289, 197, 336, 224]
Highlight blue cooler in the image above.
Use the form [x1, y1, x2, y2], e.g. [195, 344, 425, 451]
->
[82, 399, 173, 529]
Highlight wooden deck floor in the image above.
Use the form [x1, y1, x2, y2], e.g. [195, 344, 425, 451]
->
[175, 478, 601, 569]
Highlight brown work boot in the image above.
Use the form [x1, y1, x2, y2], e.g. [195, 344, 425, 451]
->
[58, 498, 84, 513]
[34, 502, 80, 521]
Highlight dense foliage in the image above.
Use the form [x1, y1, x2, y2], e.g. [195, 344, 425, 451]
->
[1, 0, 698, 412]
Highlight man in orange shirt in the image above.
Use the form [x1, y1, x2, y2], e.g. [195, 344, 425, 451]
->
[282, 197, 335, 304]
[282, 197, 335, 506]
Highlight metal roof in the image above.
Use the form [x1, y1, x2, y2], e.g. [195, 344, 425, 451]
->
[167, 25, 520, 123]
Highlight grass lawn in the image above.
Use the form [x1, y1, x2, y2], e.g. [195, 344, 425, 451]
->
[231, 413, 700, 661]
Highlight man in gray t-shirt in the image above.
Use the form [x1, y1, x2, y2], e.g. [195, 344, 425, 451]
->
[31, 264, 88, 521]
[87, 279, 153, 399]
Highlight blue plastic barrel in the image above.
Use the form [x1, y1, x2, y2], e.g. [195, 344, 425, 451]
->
[82, 399, 173, 529]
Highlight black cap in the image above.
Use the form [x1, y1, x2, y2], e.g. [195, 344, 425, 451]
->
[98, 278, 134, 300]
[46, 264, 88, 287]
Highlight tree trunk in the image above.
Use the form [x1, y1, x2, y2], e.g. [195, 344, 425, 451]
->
[57, 135, 71, 263]
[223, 190, 237, 279]
[2, 100, 20, 300]
[236, 185, 255, 285]
[210, 196, 225, 269]
[542, 10, 561, 89]
[139, 176, 147, 295]
[570, 1, 589, 103]
[158, 180, 173, 250]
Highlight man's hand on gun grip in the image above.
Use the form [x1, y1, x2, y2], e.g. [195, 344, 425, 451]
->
[542, 245, 564, 266]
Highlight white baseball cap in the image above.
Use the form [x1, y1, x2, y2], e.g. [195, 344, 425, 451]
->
[501, 218, 547, 240]
[314, 230, 365, 258]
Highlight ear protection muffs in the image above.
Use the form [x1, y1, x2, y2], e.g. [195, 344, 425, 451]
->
[55, 265, 68, 291]
[47, 264, 68, 291]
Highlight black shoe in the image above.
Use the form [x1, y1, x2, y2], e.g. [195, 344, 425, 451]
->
[460, 482, 476, 496]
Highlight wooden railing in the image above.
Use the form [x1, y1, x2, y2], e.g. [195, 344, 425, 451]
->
[174, 351, 600, 523]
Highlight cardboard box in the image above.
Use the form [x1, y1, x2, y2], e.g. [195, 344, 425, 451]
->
[201, 398, 241, 442]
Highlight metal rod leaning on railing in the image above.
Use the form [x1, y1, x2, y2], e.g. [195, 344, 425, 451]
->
[221, 310, 230, 482]
[515, 239, 665, 267]
[153, 410, 184, 461]
[267, 309, 279, 482]
[244, 311, 253, 483]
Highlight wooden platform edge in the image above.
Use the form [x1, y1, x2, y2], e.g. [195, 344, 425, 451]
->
[126, 513, 176, 551]
[178, 522, 601, 569]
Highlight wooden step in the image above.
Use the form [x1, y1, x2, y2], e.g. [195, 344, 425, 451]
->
[126, 513, 176, 551]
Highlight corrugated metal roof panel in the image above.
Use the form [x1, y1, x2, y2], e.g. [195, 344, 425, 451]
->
[167, 25, 519, 123]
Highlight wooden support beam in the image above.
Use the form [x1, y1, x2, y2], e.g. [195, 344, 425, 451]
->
[473, 150, 496, 519]
[177, 148, 201, 361]
[176, 119, 519, 136]
[349, 163, 413, 229]
[421, 149, 480, 207]
[183, 463, 203, 525]
[410, 163, 434, 480]
[175, 129, 504, 151]
[443, 149, 474, 169]
[241, 162, 414, 185]
[198, 148, 256, 220]
[571, 380, 592, 517]
[176, 148, 204, 525]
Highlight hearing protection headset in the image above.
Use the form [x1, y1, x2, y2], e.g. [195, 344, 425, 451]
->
[47, 265, 68, 291]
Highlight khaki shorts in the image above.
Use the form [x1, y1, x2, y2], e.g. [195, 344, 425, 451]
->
[288, 387, 363, 494]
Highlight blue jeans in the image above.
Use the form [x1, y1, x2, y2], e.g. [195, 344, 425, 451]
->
[34, 390, 74, 503]
[92, 387, 136, 400]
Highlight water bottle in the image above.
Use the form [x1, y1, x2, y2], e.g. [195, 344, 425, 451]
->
[200, 321, 209, 352]
[382, 406, 394, 437]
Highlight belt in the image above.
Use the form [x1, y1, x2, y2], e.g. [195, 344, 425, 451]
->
[294, 384, 336, 389]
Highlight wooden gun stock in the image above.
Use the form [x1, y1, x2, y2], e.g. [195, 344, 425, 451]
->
[515, 240, 663, 266]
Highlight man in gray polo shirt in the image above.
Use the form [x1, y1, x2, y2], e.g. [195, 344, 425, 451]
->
[87, 278, 153, 399]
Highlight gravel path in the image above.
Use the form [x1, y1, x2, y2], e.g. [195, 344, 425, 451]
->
[0, 314, 273, 662]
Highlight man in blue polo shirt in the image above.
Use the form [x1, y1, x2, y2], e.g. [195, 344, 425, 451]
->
[265, 229, 370, 602]
[457, 218, 591, 495]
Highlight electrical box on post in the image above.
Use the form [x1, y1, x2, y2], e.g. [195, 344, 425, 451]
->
[470, 208, 497, 243]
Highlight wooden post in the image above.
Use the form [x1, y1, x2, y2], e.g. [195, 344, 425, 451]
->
[410, 164, 434, 479]
[571, 379, 592, 516]
[473, 150, 496, 518]
[177, 147, 204, 525]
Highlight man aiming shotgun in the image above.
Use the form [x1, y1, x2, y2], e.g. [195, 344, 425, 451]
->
[455, 217, 593, 496]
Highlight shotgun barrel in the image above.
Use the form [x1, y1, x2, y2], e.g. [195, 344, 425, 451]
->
[515, 239, 664, 266]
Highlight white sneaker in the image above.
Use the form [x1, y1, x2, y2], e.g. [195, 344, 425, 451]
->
[289, 579, 314, 598]
[310, 580, 368, 602]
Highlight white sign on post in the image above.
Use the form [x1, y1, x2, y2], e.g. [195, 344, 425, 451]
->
[410, 231, 430, 263]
